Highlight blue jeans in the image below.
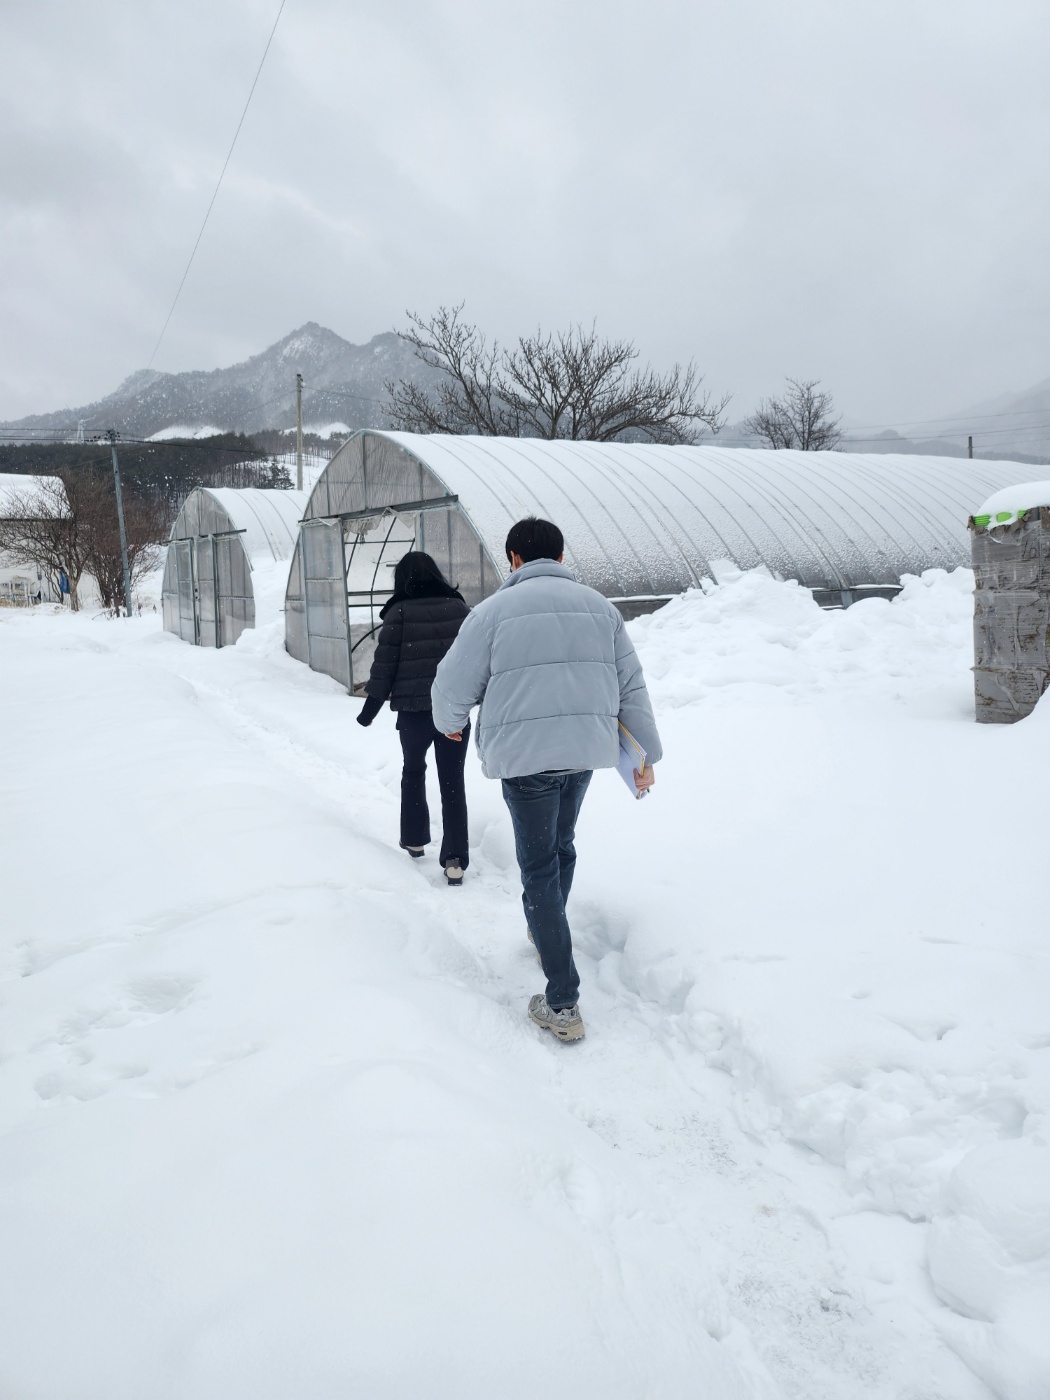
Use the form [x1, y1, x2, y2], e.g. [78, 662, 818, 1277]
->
[500, 771, 593, 1010]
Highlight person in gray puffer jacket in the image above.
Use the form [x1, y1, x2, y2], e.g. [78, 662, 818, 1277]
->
[432, 517, 662, 1044]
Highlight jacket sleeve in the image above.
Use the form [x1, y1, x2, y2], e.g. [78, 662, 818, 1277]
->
[431, 607, 492, 733]
[356, 693, 384, 726]
[613, 613, 663, 764]
[364, 606, 403, 701]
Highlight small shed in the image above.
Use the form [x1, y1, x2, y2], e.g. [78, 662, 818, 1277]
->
[970, 480, 1050, 722]
[284, 432, 1040, 692]
[162, 487, 307, 646]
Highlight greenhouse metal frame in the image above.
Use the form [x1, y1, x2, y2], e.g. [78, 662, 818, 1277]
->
[285, 430, 1034, 692]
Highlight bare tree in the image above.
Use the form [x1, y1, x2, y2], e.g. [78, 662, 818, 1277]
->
[744, 378, 842, 451]
[386, 305, 730, 443]
[0, 474, 89, 609]
[83, 480, 167, 613]
[0, 468, 167, 613]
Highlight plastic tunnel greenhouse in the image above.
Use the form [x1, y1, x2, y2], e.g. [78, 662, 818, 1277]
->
[162, 487, 308, 647]
[284, 430, 1033, 692]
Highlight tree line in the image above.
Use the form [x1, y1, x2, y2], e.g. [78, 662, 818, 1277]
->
[0, 435, 292, 612]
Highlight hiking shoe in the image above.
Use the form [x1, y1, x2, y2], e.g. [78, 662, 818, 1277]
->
[528, 994, 584, 1042]
[444, 859, 464, 887]
[401, 844, 425, 858]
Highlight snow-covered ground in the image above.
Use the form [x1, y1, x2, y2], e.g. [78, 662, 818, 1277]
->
[1, 568, 1048, 1400]
[147, 425, 227, 441]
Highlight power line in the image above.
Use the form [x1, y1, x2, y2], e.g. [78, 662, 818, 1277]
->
[844, 405, 1050, 434]
[843, 421, 1050, 444]
[145, 0, 287, 371]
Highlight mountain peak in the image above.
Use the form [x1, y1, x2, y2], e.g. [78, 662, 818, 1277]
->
[1, 325, 436, 439]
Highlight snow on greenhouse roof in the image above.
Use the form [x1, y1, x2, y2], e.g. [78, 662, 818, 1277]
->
[176, 488, 308, 562]
[345, 435, 1038, 594]
[971, 480, 1050, 528]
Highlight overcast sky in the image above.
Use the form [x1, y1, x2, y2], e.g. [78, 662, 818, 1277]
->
[2, 0, 1048, 426]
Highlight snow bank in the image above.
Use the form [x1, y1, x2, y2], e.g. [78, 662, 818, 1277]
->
[929, 1139, 1050, 1400]
[605, 567, 1049, 1398]
[631, 563, 975, 710]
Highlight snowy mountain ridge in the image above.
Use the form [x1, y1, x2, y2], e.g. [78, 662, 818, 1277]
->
[0, 324, 440, 441]
[6, 325, 1050, 463]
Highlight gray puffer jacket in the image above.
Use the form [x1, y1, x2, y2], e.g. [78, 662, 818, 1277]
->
[431, 558, 663, 780]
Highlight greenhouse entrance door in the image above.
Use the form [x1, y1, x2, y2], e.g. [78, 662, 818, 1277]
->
[301, 518, 353, 691]
[344, 510, 421, 692]
[298, 495, 459, 693]
[164, 531, 252, 649]
[171, 538, 198, 644]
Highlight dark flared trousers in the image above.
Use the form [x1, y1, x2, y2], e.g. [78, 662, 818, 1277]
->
[396, 710, 470, 869]
[500, 770, 593, 1010]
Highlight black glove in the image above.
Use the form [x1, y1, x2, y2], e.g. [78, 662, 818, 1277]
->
[357, 694, 384, 727]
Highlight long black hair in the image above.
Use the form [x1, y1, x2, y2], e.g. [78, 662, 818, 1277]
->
[381, 551, 463, 614]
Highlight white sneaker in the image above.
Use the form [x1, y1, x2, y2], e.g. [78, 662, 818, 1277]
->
[528, 994, 585, 1042]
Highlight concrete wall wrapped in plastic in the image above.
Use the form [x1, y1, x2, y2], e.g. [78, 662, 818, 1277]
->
[285, 430, 1040, 693]
[162, 487, 308, 647]
[970, 500, 1050, 723]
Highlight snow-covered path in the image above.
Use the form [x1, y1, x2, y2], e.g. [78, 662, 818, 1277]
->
[2, 571, 1047, 1400]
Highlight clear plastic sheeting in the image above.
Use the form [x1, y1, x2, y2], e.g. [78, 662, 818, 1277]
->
[285, 431, 1036, 691]
[162, 487, 308, 647]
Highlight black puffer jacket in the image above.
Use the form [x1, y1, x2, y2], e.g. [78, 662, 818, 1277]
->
[358, 591, 469, 722]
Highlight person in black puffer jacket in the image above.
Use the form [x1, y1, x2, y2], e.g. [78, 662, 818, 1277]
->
[357, 552, 471, 883]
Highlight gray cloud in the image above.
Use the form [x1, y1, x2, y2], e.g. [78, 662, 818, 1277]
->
[2, 0, 1048, 424]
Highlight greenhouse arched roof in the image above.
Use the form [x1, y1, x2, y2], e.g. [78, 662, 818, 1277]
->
[298, 432, 1031, 596]
[178, 487, 308, 562]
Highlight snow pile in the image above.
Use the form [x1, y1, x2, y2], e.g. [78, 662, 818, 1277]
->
[1, 565, 1048, 1399]
[632, 563, 974, 710]
[613, 567, 1050, 1398]
[972, 479, 1050, 526]
[929, 1139, 1050, 1400]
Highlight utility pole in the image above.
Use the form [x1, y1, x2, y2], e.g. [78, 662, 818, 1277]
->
[295, 372, 304, 490]
[968, 435, 974, 460]
[106, 430, 134, 618]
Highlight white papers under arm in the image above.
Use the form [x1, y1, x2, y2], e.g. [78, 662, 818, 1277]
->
[617, 722, 648, 800]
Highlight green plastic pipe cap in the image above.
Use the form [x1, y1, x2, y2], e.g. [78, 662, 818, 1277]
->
[974, 514, 991, 527]
[996, 511, 1014, 523]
